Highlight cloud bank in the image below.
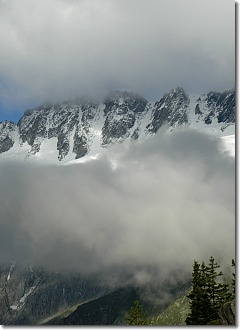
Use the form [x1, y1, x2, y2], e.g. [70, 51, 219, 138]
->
[0, 0, 235, 117]
[0, 129, 235, 287]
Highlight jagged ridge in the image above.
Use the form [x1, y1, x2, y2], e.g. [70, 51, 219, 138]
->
[0, 88, 235, 162]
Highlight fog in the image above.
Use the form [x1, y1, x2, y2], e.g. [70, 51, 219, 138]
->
[0, 129, 235, 288]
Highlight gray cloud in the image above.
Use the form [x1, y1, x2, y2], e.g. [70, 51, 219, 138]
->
[0, 129, 235, 287]
[0, 0, 235, 115]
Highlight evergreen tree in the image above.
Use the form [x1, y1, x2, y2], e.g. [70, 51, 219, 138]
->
[205, 256, 232, 319]
[126, 300, 148, 325]
[186, 261, 212, 325]
[186, 257, 232, 325]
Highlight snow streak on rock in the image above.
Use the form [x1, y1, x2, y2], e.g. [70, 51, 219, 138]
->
[0, 88, 235, 163]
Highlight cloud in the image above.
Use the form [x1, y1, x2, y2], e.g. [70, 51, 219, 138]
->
[0, 0, 235, 114]
[0, 129, 235, 289]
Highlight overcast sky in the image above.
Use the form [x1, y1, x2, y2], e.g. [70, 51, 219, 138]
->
[0, 0, 235, 122]
[0, 130, 235, 290]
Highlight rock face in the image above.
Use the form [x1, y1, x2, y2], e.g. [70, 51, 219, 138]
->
[102, 91, 148, 145]
[218, 300, 235, 325]
[146, 87, 189, 133]
[0, 263, 108, 325]
[0, 88, 235, 162]
[0, 121, 17, 153]
[0, 261, 190, 325]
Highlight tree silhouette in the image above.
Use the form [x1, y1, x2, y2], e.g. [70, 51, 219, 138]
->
[186, 257, 233, 325]
[126, 300, 147, 325]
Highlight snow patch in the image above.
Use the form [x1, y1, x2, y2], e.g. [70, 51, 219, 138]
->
[7, 261, 16, 281]
[19, 286, 36, 304]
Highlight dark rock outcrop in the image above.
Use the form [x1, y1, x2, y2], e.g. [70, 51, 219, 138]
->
[0, 121, 17, 154]
[146, 87, 189, 133]
[218, 300, 235, 325]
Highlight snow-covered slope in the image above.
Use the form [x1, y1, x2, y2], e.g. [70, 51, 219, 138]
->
[0, 87, 235, 163]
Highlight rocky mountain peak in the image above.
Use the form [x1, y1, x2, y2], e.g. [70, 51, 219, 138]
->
[194, 89, 235, 129]
[103, 90, 148, 115]
[0, 87, 235, 162]
[160, 87, 189, 108]
[146, 87, 190, 133]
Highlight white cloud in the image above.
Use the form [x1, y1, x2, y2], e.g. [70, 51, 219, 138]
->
[0, 130, 235, 285]
[0, 0, 235, 112]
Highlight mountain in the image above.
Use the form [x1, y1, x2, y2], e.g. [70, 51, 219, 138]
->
[45, 287, 142, 325]
[0, 86, 235, 325]
[0, 87, 235, 163]
[0, 262, 111, 325]
[0, 261, 188, 325]
[43, 284, 190, 326]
